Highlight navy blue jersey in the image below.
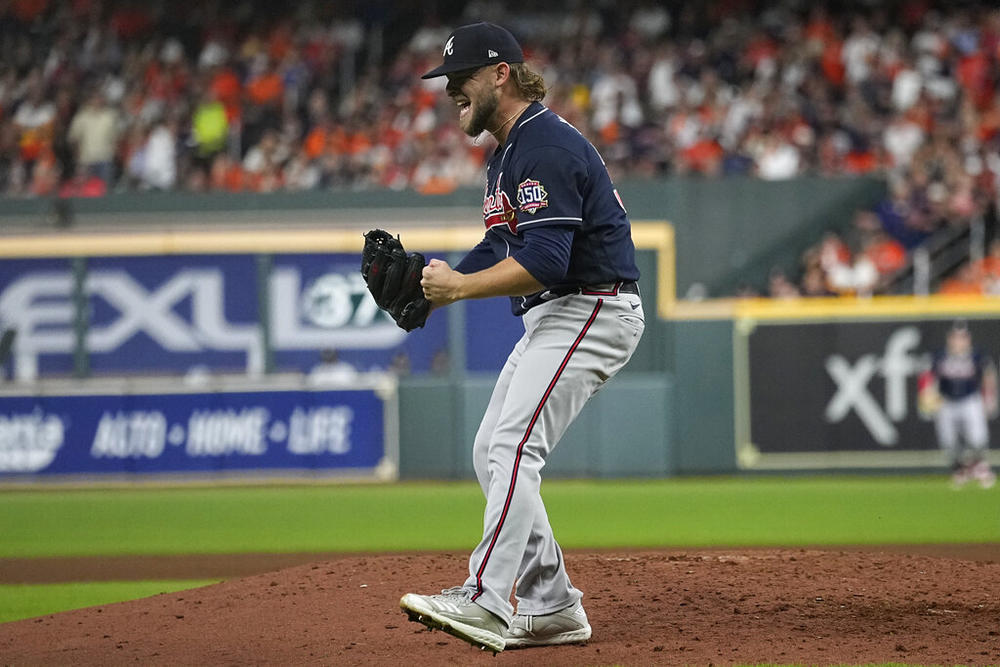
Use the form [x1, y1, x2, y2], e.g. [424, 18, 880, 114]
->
[456, 102, 639, 315]
[933, 350, 987, 399]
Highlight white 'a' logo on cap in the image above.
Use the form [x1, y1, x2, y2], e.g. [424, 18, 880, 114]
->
[444, 36, 454, 56]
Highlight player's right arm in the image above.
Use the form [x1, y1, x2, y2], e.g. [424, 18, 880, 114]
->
[422, 256, 544, 307]
[454, 237, 498, 275]
[425, 222, 575, 307]
[424, 236, 517, 311]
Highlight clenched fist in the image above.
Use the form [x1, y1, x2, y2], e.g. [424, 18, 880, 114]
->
[421, 259, 466, 306]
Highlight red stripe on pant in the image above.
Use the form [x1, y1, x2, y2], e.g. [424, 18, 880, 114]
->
[471, 299, 604, 603]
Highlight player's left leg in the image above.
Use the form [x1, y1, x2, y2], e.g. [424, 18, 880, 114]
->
[399, 332, 530, 653]
[936, 401, 966, 485]
[503, 500, 591, 649]
[463, 293, 643, 625]
[959, 394, 994, 488]
[512, 498, 580, 616]
[511, 289, 645, 613]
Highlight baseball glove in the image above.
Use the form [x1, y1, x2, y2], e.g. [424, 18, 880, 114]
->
[361, 229, 431, 332]
[917, 370, 941, 418]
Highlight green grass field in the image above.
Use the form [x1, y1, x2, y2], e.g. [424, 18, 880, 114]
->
[2, 476, 997, 558]
[0, 581, 219, 624]
[1, 475, 997, 625]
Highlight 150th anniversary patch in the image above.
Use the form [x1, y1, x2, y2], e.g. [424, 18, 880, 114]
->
[516, 178, 548, 214]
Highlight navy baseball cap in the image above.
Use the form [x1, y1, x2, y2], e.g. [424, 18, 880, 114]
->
[421, 22, 524, 79]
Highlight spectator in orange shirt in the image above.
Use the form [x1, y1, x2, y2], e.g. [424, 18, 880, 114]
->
[860, 230, 907, 292]
[209, 65, 243, 122]
[209, 153, 244, 192]
[28, 150, 60, 196]
[58, 164, 108, 198]
[975, 239, 1000, 295]
[243, 58, 284, 148]
[13, 83, 55, 165]
[978, 92, 1000, 142]
[303, 112, 333, 160]
[979, 240, 1000, 278]
[939, 262, 984, 295]
[246, 59, 283, 108]
[863, 230, 907, 275]
[681, 138, 724, 176]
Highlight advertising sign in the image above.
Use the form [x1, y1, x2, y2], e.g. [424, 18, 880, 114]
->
[267, 253, 449, 375]
[0, 254, 453, 379]
[742, 318, 1000, 469]
[0, 377, 397, 480]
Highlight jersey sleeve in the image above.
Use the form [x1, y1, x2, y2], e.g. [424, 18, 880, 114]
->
[512, 225, 574, 286]
[511, 145, 587, 232]
[454, 236, 499, 275]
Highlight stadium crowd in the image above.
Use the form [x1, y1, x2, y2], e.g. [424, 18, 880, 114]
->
[0, 0, 998, 292]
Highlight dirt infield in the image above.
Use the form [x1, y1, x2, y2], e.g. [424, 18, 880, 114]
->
[1, 543, 997, 584]
[2, 547, 1000, 666]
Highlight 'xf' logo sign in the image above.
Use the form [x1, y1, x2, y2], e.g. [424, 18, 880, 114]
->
[824, 327, 927, 446]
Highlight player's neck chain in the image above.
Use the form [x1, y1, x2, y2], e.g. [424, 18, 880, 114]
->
[486, 103, 530, 143]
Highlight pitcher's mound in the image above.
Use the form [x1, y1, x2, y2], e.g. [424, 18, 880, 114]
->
[2, 549, 999, 665]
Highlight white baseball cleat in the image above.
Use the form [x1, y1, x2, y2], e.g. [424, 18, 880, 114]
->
[971, 461, 996, 489]
[400, 587, 506, 654]
[504, 600, 592, 648]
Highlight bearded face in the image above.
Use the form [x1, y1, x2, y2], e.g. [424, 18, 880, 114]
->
[447, 68, 500, 138]
[463, 85, 500, 137]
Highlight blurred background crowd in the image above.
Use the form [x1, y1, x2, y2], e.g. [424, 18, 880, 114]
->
[0, 0, 998, 295]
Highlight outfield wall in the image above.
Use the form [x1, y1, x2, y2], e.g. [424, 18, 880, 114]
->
[6, 303, 999, 482]
[0, 224, 675, 482]
[397, 374, 674, 480]
[6, 178, 1000, 482]
[670, 300, 1000, 475]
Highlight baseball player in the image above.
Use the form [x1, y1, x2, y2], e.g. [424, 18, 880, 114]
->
[921, 321, 997, 488]
[395, 22, 645, 654]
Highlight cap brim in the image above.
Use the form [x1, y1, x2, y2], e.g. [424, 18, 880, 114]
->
[421, 61, 486, 79]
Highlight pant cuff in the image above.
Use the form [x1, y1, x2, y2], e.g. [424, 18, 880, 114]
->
[515, 592, 582, 616]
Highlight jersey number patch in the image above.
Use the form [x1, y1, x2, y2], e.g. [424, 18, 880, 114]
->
[517, 178, 549, 214]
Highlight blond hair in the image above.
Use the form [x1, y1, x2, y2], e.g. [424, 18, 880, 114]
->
[509, 63, 547, 102]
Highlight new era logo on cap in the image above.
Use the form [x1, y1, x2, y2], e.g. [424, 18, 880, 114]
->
[421, 22, 524, 79]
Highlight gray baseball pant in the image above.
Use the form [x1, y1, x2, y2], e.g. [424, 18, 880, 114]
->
[462, 289, 644, 623]
[936, 393, 990, 463]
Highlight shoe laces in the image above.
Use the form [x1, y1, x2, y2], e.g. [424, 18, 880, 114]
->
[439, 586, 469, 599]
